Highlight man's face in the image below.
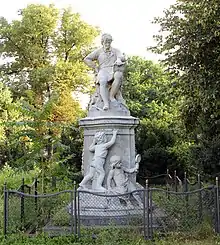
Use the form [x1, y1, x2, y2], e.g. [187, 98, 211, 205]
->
[103, 38, 112, 51]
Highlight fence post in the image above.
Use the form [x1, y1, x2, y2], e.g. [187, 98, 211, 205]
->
[69, 190, 74, 235]
[143, 179, 146, 239]
[34, 178, 38, 212]
[198, 174, 203, 222]
[144, 179, 150, 240]
[166, 169, 170, 199]
[184, 172, 187, 192]
[20, 178, 25, 229]
[174, 170, 177, 192]
[149, 186, 153, 239]
[215, 177, 220, 233]
[73, 181, 77, 236]
[3, 182, 8, 237]
[77, 190, 81, 238]
[184, 172, 189, 208]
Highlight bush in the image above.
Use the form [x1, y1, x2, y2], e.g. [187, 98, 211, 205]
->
[0, 164, 40, 193]
[0, 232, 218, 245]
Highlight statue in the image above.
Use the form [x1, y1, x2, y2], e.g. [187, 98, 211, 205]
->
[79, 130, 118, 192]
[84, 33, 126, 111]
[106, 155, 142, 206]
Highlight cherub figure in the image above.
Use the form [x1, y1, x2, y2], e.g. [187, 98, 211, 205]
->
[107, 154, 142, 206]
[79, 130, 118, 192]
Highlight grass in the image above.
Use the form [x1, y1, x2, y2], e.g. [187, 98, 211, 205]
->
[0, 222, 219, 245]
[0, 233, 219, 245]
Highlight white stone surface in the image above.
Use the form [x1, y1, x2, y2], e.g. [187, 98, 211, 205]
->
[84, 33, 126, 111]
[79, 116, 139, 190]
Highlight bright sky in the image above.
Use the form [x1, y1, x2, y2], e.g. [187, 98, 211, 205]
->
[0, 0, 177, 108]
[0, 0, 176, 61]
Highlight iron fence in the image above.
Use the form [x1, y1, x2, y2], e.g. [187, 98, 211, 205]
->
[141, 169, 211, 193]
[4, 185, 78, 237]
[15, 176, 76, 195]
[3, 178, 220, 240]
[13, 169, 209, 196]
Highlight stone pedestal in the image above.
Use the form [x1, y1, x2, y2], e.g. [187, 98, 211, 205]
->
[79, 115, 139, 189]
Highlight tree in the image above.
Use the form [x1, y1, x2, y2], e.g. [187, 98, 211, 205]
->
[0, 4, 98, 176]
[123, 56, 192, 180]
[151, 0, 220, 177]
[0, 4, 99, 104]
[0, 82, 23, 166]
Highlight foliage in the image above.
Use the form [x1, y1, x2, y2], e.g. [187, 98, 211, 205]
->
[0, 232, 218, 245]
[0, 164, 39, 192]
[0, 82, 23, 166]
[124, 57, 176, 120]
[58, 124, 84, 182]
[0, 4, 99, 101]
[0, 4, 98, 176]
[123, 56, 192, 178]
[151, 0, 220, 176]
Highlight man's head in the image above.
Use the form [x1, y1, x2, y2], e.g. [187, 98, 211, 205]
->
[94, 131, 107, 144]
[101, 33, 113, 51]
[110, 155, 121, 168]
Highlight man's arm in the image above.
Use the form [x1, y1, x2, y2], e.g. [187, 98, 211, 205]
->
[107, 169, 114, 189]
[114, 49, 126, 65]
[104, 129, 118, 149]
[84, 49, 99, 73]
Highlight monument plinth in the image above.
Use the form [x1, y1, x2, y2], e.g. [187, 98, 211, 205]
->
[79, 114, 139, 190]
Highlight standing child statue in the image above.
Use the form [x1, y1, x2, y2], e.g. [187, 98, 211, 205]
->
[79, 130, 118, 192]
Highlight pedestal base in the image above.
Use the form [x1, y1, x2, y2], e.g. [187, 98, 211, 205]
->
[79, 116, 139, 189]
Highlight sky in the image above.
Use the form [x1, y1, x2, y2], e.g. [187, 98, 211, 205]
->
[0, 0, 177, 108]
[0, 0, 176, 60]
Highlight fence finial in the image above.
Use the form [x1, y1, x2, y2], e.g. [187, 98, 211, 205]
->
[145, 179, 149, 188]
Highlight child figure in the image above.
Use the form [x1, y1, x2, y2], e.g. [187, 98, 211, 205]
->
[107, 154, 142, 206]
[79, 129, 118, 192]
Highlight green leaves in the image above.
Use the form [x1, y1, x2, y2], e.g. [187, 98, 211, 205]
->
[124, 56, 178, 122]
[0, 4, 98, 175]
[123, 56, 190, 176]
[0, 4, 99, 105]
[151, 0, 220, 176]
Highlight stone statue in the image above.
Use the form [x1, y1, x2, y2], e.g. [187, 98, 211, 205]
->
[84, 33, 126, 111]
[79, 130, 118, 192]
[106, 154, 142, 206]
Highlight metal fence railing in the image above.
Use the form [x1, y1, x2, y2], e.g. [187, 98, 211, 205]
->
[4, 185, 77, 236]
[3, 177, 220, 240]
[12, 169, 209, 196]
[16, 176, 76, 196]
[140, 169, 207, 193]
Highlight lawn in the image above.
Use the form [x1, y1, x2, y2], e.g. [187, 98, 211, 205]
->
[0, 232, 219, 245]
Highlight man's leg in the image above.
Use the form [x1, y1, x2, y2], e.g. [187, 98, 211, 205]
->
[109, 71, 123, 102]
[115, 89, 126, 105]
[99, 79, 109, 110]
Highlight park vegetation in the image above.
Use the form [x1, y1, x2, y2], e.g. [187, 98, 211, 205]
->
[0, 0, 220, 243]
[0, 0, 219, 188]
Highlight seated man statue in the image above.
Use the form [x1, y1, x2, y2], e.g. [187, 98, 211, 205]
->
[84, 33, 125, 110]
[79, 130, 118, 192]
[106, 155, 142, 206]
